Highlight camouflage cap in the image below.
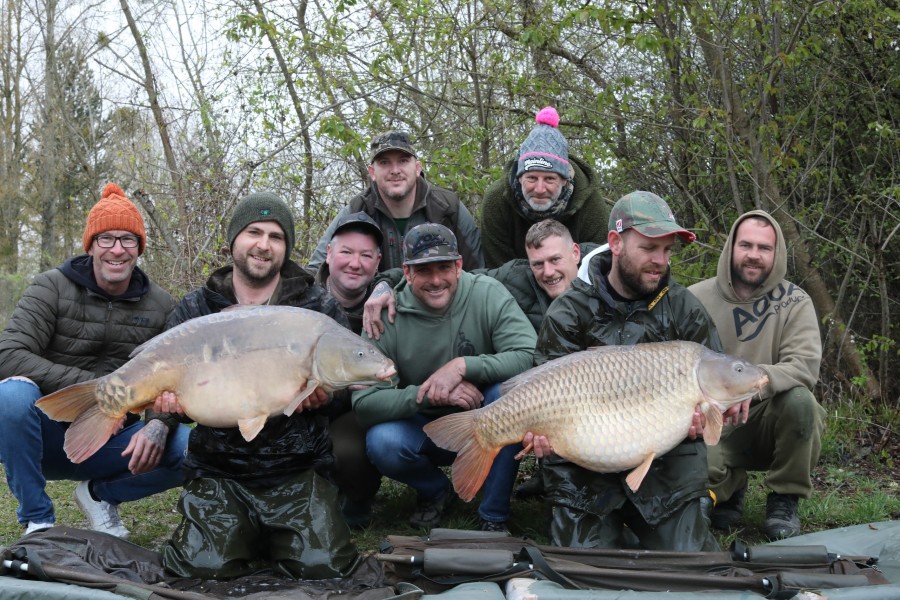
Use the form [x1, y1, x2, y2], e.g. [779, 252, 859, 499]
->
[402, 223, 461, 265]
[608, 191, 696, 243]
[369, 131, 417, 163]
[331, 210, 384, 246]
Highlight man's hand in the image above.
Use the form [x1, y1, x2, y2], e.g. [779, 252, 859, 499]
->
[687, 406, 706, 440]
[723, 398, 751, 427]
[417, 357, 467, 405]
[153, 391, 184, 416]
[294, 386, 330, 411]
[363, 281, 395, 339]
[122, 419, 169, 475]
[517, 432, 554, 459]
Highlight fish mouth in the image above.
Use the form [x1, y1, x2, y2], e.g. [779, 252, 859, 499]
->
[377, 364, 397, 381]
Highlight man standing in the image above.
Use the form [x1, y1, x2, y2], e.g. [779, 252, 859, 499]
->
[0, 182, 189, 538]
[308, 131, 483, 272]
[352, 224, 535, 532]
[160, 192, 358, 580]
[689, 211, 825, 540]
[480, 107, 609, 267]
[314, 210, 384, 527]
[531, 191, 725, 551]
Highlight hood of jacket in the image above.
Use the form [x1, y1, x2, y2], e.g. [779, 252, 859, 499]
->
[716, 210, 787, 302]
[58, 254, 150, 301]
[505, 155, 598, 222]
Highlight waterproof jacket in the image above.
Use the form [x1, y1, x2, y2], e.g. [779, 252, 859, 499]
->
[374, 243, 600, 334]
[307, 176, 484, 272]
[535, 250, 722, 524]
[0, 255, 174, 395]
[352, 271, 536, 426]
[169, 259, 349, 486]
[480, 156, 609, 268]
[688, 210, 821, 400]
[536, 251, 722, 361]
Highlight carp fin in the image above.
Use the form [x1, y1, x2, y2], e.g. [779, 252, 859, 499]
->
[64, 404, 124, 463]
[238, 414, 268, 441]
[283, 380, 318, 416]
[702, 403, 724, 445]
[36, 381, 99, 422]
[625, 452, 655, 492]
[424, 411, 494, 503]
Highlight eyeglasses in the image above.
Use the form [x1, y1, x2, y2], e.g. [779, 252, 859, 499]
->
[94, 234, 139, 249]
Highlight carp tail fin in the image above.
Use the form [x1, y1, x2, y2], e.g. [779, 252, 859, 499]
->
[625, 452, 655, 492]
[36, 381, 99, 422]
[702, 402, 724, 445]
[64, 403, 123, 463]
[424, 411, 496, 502]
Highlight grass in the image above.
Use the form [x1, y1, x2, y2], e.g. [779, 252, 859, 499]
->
[2, 402, 897, 555]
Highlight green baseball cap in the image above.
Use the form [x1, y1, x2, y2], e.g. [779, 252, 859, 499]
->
[608, 191, 696, 243]
[402, 223, 461, 265]
[369, 131, 417, 163]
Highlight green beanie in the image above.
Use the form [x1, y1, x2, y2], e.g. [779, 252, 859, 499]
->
[226, 192, 296, 259]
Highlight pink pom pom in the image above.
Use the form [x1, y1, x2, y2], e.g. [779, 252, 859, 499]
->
[535, 106, 560, 128]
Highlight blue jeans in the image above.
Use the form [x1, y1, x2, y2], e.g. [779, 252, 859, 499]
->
[0, 377, 190, 525]
[365, 384, 521, 524]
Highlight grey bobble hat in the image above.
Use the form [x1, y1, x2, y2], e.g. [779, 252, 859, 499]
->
[516, 106, 571, 180]
[226, 192, 296, 259]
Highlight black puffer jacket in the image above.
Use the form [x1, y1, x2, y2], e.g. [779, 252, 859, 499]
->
[0, 255, 174, 394]
[169, 260, 349, 486]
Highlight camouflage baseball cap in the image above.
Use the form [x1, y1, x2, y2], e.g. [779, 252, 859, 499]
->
[369, 131, 417, 162]
[402, 223, 461, 265]
[608, 191, 696, 243]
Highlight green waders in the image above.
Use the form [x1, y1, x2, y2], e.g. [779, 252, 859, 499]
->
[709, 386, 826, 501]
[162, 469, 358, 580]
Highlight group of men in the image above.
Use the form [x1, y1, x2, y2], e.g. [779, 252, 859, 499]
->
[0, 109, 824, 581]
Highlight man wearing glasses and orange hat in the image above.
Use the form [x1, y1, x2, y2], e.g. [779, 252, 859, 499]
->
[0, 182, 190, 539]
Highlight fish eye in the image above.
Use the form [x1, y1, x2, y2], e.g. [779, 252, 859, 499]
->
[734, 364, 744, 372]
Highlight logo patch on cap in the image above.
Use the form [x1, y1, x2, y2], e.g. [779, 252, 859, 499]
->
[616, 219, 624, 233]
[259, 209, 271, 216]
[523, 157, 554, 171]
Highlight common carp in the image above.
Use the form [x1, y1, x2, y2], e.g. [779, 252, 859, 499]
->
[423, 341, 767, 502]
[37, 305, 396, 463]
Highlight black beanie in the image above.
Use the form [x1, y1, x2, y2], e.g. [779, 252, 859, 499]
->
[226, 192, 296, 259]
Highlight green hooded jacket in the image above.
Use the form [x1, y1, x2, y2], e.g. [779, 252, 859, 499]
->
[352, 271, 536, 426]
[480, 156, 609, 268]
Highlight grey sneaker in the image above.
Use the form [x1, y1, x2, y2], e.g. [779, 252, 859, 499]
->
[25, 521, 54, 535]
[74, 481, 130, 539]
[765, 492, 800, 539]
[711, 486, 746, 530]
[409, 487, 455, 529]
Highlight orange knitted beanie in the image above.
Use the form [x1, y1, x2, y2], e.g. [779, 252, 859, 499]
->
[82, 183, 147, 254]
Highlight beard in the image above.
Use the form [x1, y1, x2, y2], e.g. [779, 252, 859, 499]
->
[614, 249, 669, 298]
[523, 186, 562, 212]
[731, 260, 770, 290]
[233, 252, 283, 285]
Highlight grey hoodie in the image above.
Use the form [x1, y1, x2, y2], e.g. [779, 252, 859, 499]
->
[688, 210, 821, 400]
